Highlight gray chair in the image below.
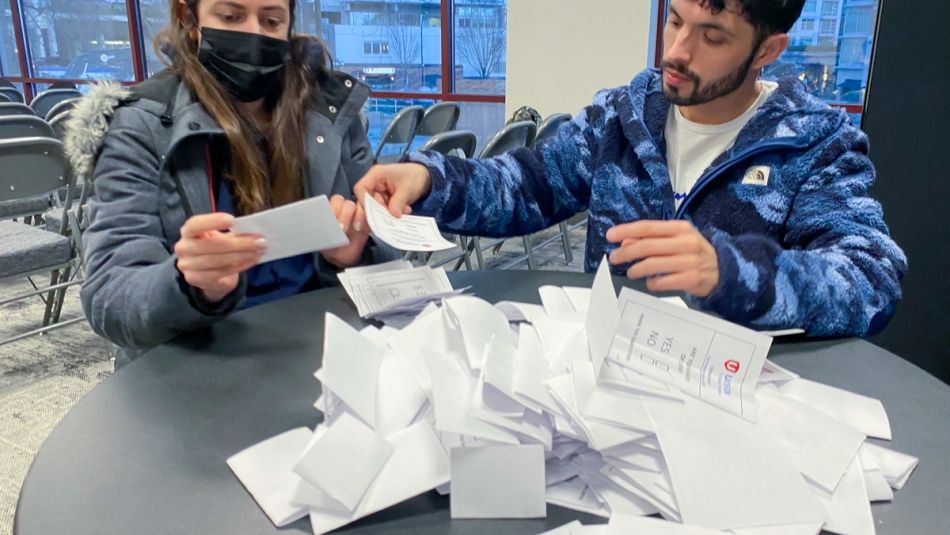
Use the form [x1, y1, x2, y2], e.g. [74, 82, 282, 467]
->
[0, 137, 83, 346]
[0, 116, 58, 221]
[529, 113, 576, 265]
[0, 87, 24, 103]
[48, 113, 70, 140]
[374, 105, 424, 164]
[533, 113, 572, 147]
[418, 129, 477, 159]
[0, 115, 56, 140]
[44, 97, 79, 122]
[470, 121, 540, 269]
[415, 130, 480, 271]
[416, 102, 461, 136]
[0, 102, 36, 117]
[30, 89, 82, 120]
[0, 93, 10, 103]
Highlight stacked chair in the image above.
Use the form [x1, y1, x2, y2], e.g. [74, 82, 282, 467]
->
[0, 83, 87, 345]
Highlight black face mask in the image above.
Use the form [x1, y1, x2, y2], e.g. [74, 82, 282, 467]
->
[197, 28, 290, 102]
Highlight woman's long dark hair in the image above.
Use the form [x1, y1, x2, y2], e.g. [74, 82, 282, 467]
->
[155, 0, 326, 214]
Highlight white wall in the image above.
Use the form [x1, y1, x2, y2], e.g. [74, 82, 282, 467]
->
[506, 0, 658, 118]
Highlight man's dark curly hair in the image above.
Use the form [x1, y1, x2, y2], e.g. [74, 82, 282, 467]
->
[697, 0, 806, 38]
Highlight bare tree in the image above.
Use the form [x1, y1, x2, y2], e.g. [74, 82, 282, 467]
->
[383, 12, 421, 86]
[456, 9, 506, 79]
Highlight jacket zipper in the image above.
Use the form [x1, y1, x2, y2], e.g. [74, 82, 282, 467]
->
[672, 138, 810, 220]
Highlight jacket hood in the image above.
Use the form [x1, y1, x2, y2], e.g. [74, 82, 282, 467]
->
[63, 81, 131, 182]
[622, 68, 848, 153]
[64, 36, 335, 181]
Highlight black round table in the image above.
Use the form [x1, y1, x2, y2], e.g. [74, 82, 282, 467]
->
[14, 271, 950, 534]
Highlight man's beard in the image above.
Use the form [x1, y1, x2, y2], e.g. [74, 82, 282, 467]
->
[661, 48, 758, 106]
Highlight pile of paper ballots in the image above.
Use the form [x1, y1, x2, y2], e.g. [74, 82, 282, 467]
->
[337, 260, 466, 324]
[228, 260, 918, 535]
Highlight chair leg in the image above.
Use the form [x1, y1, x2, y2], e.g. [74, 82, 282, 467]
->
[521, 236, 537, 270]
[459, 236, 472, 270]
[52, 266, 72, 323]
[558, 221, 573, 264]
[472, 237, 485, 269]
[41, 269, 60, 327]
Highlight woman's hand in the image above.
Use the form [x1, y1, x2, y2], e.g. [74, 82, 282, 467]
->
[174, 213, 267, 303]
[321, 194, 371, 269]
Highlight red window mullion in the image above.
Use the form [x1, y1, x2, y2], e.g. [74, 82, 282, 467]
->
[8, 0, 35, 101]
[125, 0, 148, 82]
[440, 0, 455, 99]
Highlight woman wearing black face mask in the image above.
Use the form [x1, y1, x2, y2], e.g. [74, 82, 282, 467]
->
[64, 0, 397, 367]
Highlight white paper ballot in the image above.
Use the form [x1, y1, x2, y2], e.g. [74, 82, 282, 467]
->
[308, 422, 451, 535]
[606, 514, 727, 535]
[654, 399, 824, 530]
[319, 314, 383, 426]
[779, 378, 892, 440]
[293, 412, 394, 512]
[586, 258, 620, 376]
[450, 445, 546, 518]
[609, 288, 772, 420]
[364, 193, 457, 251]
[859, 442, 918, 490]
[231, 195, 348, 263]
[339, 264, 457, 319]
[539, 520, 586, 535]
[545, 477, 611, 518]
[226, 428, 313, 527]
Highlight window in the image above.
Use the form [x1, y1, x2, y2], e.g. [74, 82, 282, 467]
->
[22, 0, 135, 81]
[820, 18, 838, 34]
[842, 7, 874, 34]
[454, 0, 507, 96]
[363, 41, 391, 55]
[758, 0, 881, 126]
[298, 0, 442, 94]
[803, 0, 818, 12]
[799, 19, 815, 32]
[1, 4, 20, 77]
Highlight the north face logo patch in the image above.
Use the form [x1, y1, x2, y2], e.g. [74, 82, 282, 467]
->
[742, 166, 771, 186]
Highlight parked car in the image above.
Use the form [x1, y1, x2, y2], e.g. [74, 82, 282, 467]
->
[64, 48, 134, 81]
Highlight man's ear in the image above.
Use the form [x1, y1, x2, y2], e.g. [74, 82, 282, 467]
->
[752, 33, 789, 71]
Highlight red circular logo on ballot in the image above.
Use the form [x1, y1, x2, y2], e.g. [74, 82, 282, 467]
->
[724, 360, 741, 374]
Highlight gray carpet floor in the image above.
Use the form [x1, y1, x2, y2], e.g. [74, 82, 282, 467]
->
[0, 221, 588, 534]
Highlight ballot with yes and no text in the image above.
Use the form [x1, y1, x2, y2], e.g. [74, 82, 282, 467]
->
[604, 287, 772, 419]
[363, 193, 457, 252]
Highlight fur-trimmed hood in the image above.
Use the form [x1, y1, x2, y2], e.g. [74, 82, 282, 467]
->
[63, 81, 131, 181]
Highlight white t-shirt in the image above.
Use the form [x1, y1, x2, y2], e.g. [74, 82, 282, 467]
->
[665, 81, 777, 208]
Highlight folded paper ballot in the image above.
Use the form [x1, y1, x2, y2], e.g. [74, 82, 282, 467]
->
[231, 195, 348, 263]
[337, 260, 466, 323]
[363, 193, 457, 252]
[229, 256, 917, 535]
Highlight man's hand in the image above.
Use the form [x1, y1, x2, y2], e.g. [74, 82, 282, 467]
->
[320, 195, 371, 269]
[174, 213, 267, 303]
[353, 163, 432, 220]
[606, 220, 719, 297]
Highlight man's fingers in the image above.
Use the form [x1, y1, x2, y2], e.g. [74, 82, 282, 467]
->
[644, 271, 701, 293]
[180, 213, 235, 239]
[609, 235, 699, 264]
[606, 220, 694, 242]
[626, 255, 697, 280]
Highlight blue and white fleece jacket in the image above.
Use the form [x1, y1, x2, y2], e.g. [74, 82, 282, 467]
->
[407, 68, 906, 337]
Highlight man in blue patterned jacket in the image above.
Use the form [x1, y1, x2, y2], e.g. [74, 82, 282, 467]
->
[355, 0, 906, 337]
